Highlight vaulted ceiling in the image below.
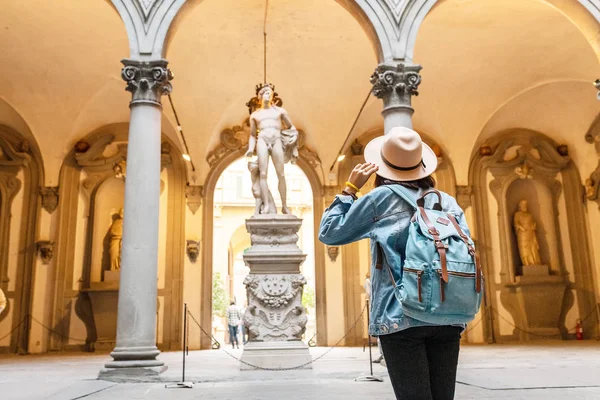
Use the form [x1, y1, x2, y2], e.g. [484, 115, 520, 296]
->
[0, 0, 599, 185]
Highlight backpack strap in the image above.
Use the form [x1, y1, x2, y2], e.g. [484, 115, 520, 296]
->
[386, 185, 449, 283]
[385, 185, 418, 209]
[446, 214, 483, 293]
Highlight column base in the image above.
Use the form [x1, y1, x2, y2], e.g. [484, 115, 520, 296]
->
[98, 365, 167, 383]
[240, 341, 312, 371]
[99, 345, 166, 382]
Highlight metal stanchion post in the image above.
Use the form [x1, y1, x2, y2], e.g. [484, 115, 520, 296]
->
[355, 299, 383, 382]
[166, 303, 194, 388]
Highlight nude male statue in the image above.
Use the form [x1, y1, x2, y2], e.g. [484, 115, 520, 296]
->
[245, 84, 298, 215]
[513, 200, 542, 266]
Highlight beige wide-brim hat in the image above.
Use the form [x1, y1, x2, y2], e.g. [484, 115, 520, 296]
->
[364, 127, 437, 182]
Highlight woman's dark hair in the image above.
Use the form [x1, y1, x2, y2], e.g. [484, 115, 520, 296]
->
[374, 174, 436, 190]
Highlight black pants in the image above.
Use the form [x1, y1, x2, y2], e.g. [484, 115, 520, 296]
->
[379, 326, 461, 400]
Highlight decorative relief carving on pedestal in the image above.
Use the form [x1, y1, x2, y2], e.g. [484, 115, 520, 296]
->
[40, 186, 59, 214]
[121, 59, 173, 106]
[371, 63, 422, 104]
[185, 185, 203, 215]
[249, 227, 299, 247]
[243, 274, 307, 341]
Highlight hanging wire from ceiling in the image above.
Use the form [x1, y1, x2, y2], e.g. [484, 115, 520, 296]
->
[167, 94, 196, 173]
[263, 0, 269, 83]
[328, 88, 373, 174]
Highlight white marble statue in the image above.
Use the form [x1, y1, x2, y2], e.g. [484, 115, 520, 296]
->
[248, 160, 275, 216]
[513, 199, 542, 266]
[245, 84, 298, 215]
[109, 209, 124, 271]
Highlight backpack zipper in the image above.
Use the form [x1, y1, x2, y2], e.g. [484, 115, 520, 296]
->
[445, 270, 476, 278]
[403, 267, 423, 302]
[436, 270, 446, 302]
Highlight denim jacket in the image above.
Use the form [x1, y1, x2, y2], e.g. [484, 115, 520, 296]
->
[318, 185, 467, 336]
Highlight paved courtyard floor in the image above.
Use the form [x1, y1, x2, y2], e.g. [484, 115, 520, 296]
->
[1, 341, 600, 399]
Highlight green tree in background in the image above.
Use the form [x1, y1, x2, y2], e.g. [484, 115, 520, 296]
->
[212, 272, 228, 318]
[302, 285, 315, 311]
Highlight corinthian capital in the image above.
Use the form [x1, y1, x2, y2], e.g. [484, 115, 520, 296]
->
[370, 63, 422, 104]
[121, 59, 173, 106]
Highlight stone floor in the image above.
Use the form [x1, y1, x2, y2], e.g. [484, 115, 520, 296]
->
[1, 341, 600, 399]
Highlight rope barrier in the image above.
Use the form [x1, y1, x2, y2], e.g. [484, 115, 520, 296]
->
[0, 315, 28, 342]
[489, 304, 599, 338]
[462, 316, 483, 335]
[186, 303, 367, 371]
[185, 311, 221, 350]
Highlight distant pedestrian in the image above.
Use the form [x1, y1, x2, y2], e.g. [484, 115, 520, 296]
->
[239, 304, 247, 345]
[226, 301, 242, 349]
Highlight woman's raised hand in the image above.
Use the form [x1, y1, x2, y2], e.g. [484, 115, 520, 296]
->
[346, 163, 379, 193]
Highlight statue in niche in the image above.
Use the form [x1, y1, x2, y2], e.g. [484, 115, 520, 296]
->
[245, 83, 298, 215]
[248, 160, 275, 216]
[108, 209, 124, 271]
[513, 200, 542, 266]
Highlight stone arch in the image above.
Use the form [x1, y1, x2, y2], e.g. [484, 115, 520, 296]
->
[108, 0, 187, 59]
[49, 123, 187, 352]
[0, 124, 44, 353]
[200, 121, 327, 348]
[468, 128, 597, 343]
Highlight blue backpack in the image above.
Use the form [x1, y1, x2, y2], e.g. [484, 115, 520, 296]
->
[387, 185, 484, 325]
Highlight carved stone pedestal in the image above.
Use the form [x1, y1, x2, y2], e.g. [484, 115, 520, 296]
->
[84, 282, 120, 351]
[240, 214, 312, 370]
[506, 266, 567, 340]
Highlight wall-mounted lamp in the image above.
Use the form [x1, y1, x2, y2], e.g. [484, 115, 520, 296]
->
[182, 154, 191, 162]
[336, 155, 346, 162]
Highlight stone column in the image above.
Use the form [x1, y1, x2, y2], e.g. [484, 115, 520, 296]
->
[99, 60, 173, 381]
[370, 63, 422, 133]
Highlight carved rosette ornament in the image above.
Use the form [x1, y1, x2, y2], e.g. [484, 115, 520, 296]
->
[370, 63, 422, 106]
[243, 274, 308, 341]
[121, 59, 173, 106]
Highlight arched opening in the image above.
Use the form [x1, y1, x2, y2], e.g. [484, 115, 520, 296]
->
[200, 119, 326, 349]
[209, 157, 317, 347]
[0, 124, 44, 354]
